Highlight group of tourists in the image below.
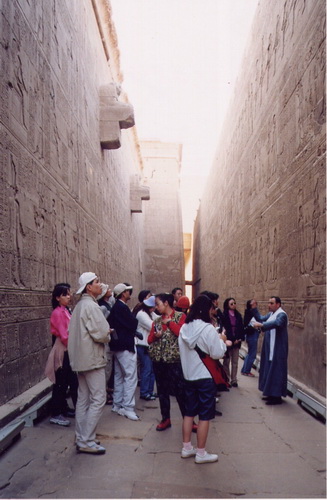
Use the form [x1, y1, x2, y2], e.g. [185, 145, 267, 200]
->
[45, 273, 289, 463]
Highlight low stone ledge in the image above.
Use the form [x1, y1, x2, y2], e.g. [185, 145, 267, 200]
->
[0, 378, 52, 429]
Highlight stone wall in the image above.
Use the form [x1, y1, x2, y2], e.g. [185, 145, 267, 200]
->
[193, 0, 326, 396]
[0, 0, 149, 403]
[141, 141, 185, 294]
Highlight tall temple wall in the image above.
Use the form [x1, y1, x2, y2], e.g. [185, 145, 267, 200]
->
[193, 0, 326, 396]
[141, 141, 185, 294]
[0, 0, 150, 404]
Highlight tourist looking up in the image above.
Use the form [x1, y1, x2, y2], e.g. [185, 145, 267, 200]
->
[68, 272, 110, 455]
[108, 283, 140, 420]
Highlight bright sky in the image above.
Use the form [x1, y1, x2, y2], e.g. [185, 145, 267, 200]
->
[110, 0, 258, 231]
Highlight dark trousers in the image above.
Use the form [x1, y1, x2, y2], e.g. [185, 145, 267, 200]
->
[153, 361, 186, 420]
[51, 351, 78, 416]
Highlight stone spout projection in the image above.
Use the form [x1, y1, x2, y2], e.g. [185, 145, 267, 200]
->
[130, 174, 150, 213]
[100, 83, 135, 149]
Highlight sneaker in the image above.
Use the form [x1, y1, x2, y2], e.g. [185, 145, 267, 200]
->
[195, 451, 219, 464]
[231, 382, 238, 387]
[118, 408, 140, 420]
[50, 415, 71, 427]
[76, 444, 106, 455]
[181, 447, 196, 458]
[140, 394, 156, 401]
[156, 418, 171, 431]
[111, 405, 121, 413]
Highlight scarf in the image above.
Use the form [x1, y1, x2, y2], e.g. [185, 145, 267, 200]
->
[264, 307, 286, 361]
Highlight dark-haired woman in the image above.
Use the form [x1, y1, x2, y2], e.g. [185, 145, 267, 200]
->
[148, 293, 187, 431]
[222, 297, 244, 388]
[178, 295, 227, 463]
[135, 295, 156, 401]
[45, 283, 78, 426]
[241, 299, 259, 377]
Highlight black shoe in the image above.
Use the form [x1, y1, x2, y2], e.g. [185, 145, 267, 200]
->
[140, 394, 156, 401]
[265, 397, 283, 405]
[65, 408, 75, 418]
[231, 382, 238, 388]
[215, 410, 223, 416]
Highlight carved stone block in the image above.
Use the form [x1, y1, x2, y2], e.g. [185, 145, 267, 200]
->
[99, 83, 134, 149]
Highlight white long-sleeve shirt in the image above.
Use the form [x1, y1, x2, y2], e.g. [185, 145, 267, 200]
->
[178, 319, 226, 380]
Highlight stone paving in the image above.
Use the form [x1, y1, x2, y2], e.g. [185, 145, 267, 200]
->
[0, 368, 325, 499]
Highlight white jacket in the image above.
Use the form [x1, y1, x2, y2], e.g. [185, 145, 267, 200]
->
[178, 319, 227, 381]
[68, 294, 110, 372]
[135, 310, 157, 346]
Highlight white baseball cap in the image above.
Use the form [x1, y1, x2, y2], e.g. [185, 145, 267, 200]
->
[113, 283, 133, 297]
[76, 272, 97, 295]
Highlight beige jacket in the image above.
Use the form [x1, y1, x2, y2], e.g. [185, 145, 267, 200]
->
[68, 294, 110, 372]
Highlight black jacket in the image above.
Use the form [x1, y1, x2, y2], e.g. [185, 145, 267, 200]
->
[222, 309, 244, 346]
[108, 300, 138, 352]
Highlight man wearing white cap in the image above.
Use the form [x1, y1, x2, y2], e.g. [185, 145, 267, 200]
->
[68, 272, 110, 455]
[108, 283, 139, 420]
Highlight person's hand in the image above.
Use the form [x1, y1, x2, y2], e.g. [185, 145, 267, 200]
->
[161, 317, 170, 325]
[219, 333, 227, 342]
[225, 340, 233, 347]
[252, 321, 262, 328]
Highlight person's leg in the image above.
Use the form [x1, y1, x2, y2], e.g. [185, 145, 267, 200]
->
[51, 365, 67, 416]
[172, 362, 186, 417]
[196, 420, 210, 449]
[112, 352, 124, 408]
[223, 354, 231, 382]
[182, 416, 194, 443]
[137, 346, 148, 397]
[153, 361, 170, 420]
[75, 372, 89, 446]
[231, 348, 240, 384]
[79, 368, 106, 446]
[246, 332, 259, 372]
[120, 350, 137, 411]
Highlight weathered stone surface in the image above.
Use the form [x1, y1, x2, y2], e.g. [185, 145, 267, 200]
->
[193, 0, 326, 396]
[99, 83, 135, 149]
[141, 141, 185, 294]
[0, 0, 154, 404]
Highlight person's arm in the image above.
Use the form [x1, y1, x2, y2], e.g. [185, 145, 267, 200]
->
[85, 306, 110, 343]
[260, 312, 287, 331]
[167, 312, 186, 336]
[137, 311, 153, 331]
[50, 308, 69, 347]
[147, 321, 157, 344]
[201, 325, 227, 359]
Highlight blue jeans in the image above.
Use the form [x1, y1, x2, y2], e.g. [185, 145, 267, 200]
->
[137, 345, 155, 397]
[241, 332, 260, 373]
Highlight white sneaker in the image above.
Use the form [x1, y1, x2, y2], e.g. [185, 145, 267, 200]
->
[111, 405, 121, 413]
[181, 447, 197, 458]
[195, 451, 219, 464]
[49, 414, 71, 427]
[118, 408, 140, 420]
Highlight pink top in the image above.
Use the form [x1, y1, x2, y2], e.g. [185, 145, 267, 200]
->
[50, 306, 71, 347]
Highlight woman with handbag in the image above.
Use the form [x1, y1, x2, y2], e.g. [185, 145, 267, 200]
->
[178, 295, 227, 464]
